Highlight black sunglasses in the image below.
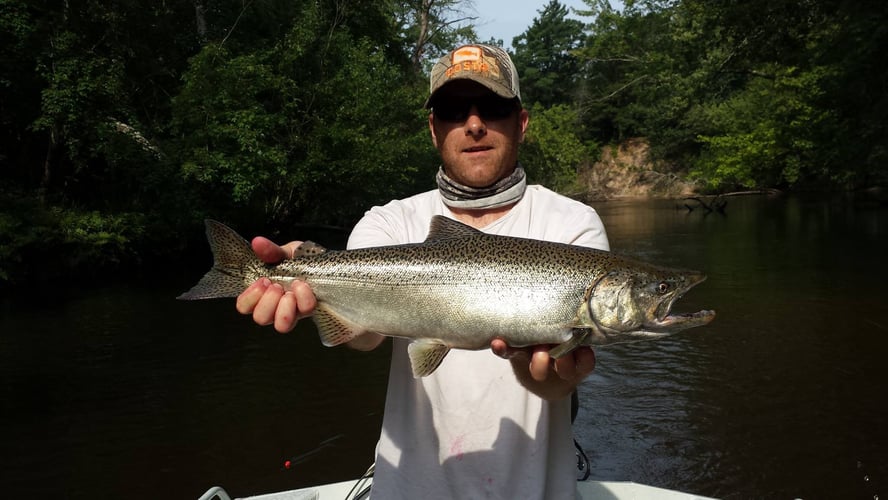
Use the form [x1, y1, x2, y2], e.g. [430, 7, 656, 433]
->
[431, 95, 519, 123]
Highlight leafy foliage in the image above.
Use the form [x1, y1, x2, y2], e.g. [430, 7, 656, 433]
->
[1, 0, 886, 285]
[0, 186, 147, 283]
[511, 0, 585, 107]
[171, 3, 437, 227]
[397, 0, 479, 71]
[692, 65, 837, 190]
[0, 0, 450, 283]
[521, 103, 593, 192]
[575, 0, 888, 189]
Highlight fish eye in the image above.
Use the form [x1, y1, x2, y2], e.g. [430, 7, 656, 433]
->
[657, 282, 670, 294]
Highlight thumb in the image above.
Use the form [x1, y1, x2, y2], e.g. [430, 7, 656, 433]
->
[251, 236, 289, 264]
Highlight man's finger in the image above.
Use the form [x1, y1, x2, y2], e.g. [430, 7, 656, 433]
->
[274, 290, 299, 333]
[253, 283, 284, 326]
[574, 347, 596, 377]
[553, 354, 578, 380]
[236, 278, 270, 314]
[529, 347, 551, 382]
[291, 280, 318, 318]
[251, 236, 288, 264]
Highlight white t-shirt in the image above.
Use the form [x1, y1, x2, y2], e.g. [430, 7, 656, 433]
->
[347, 185, 610, 500]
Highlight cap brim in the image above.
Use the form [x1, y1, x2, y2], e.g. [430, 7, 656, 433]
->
[425, 77, 519, 109]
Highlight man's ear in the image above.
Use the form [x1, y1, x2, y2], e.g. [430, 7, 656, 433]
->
[518, 108, 530, 143]
[429, 113, 439, 148]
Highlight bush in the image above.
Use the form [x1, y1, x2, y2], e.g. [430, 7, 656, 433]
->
[0, 189, 146, 285]
[520, 103, 597, 193]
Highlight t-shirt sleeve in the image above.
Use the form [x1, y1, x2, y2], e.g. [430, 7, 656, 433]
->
[568, 208, 610, 251]
[347, 205, 407, 250]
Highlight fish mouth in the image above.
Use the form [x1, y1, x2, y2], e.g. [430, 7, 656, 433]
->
[653, 274, 716, 332]
[655, 309, 717, 331]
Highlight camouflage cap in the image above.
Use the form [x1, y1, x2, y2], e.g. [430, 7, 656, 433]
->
[425, 44, 521, 108]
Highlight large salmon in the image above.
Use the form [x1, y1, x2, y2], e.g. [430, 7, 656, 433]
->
[179, 216, 715, 376]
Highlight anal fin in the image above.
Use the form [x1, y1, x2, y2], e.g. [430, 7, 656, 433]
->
[407, 340, 451, 378]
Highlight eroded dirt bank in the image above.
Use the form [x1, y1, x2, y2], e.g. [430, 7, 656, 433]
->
[574, 138, 701, 202]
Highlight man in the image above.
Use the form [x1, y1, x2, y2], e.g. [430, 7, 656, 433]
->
[237, 44, 609, 499]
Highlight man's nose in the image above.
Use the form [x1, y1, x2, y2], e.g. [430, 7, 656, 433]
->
[464, 105, 487, 136]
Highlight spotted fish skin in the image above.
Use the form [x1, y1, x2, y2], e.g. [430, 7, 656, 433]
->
[178, 217, 715, 376]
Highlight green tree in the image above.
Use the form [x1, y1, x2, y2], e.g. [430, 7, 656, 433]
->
[520, 103, 592, 192]
[511, 0, 585, 107]
[677, 0, 887, 189]
[0, 0, 200, 284]
[2, 0, 199, 195]
[171, 1, 438, 227]
[692, 64, 838, 190]
[576, 0, 888, 190]
[574, 0, 676, 141]
[398, 0, 478, 72]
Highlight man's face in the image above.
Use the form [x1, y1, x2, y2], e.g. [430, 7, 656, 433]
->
[428, 81, 529, 188]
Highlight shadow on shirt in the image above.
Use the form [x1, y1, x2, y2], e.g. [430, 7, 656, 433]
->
[368, 344, 580, 500]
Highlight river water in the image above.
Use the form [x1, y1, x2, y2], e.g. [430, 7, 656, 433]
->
[1, 195, 885, 499]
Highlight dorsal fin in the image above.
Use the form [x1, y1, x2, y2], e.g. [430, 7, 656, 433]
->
[424, 215, 482, 242]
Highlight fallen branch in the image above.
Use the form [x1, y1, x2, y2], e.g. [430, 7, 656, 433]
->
[109, 118, 164, 159]
[682, 195, 727, 214]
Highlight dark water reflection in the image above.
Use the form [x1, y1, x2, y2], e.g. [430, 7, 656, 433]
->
[1, 195, 886, 499]
[581, 195, 888, 499]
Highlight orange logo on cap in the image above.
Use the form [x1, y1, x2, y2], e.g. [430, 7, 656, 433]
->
[451, 46, 483, 64]
[444, 46, 500, 81]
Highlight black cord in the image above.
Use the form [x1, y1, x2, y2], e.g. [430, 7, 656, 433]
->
[575, 438, 591, 481]
[344, 463, 374, 500]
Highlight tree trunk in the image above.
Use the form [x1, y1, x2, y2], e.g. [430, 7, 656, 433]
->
[194, 0, 208, 41]
[40, 126, 57, 201]
[412, 0, 432, 72]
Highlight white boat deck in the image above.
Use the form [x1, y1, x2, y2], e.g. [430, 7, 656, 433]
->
[200, 477, 716, 500]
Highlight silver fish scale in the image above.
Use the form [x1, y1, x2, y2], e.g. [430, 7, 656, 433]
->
[271, 234, 616, 349]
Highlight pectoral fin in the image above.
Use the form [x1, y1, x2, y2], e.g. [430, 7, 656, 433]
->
[312, 304, 365, 347]
[549, 276, 611, 357]
[548, 329, 590, 359]
[407, 340, 451, 378]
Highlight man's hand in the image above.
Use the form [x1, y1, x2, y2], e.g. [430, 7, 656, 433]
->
[491, 339, 596, 401]
[235, 236, 317, 333]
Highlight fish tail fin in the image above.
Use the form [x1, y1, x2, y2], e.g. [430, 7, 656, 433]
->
[177, 220, 265, 300]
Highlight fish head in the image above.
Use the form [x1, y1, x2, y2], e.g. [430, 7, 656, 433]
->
[587, 262, 715, 343]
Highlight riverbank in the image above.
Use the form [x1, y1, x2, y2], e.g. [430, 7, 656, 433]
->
[573, 138, 702, 203]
